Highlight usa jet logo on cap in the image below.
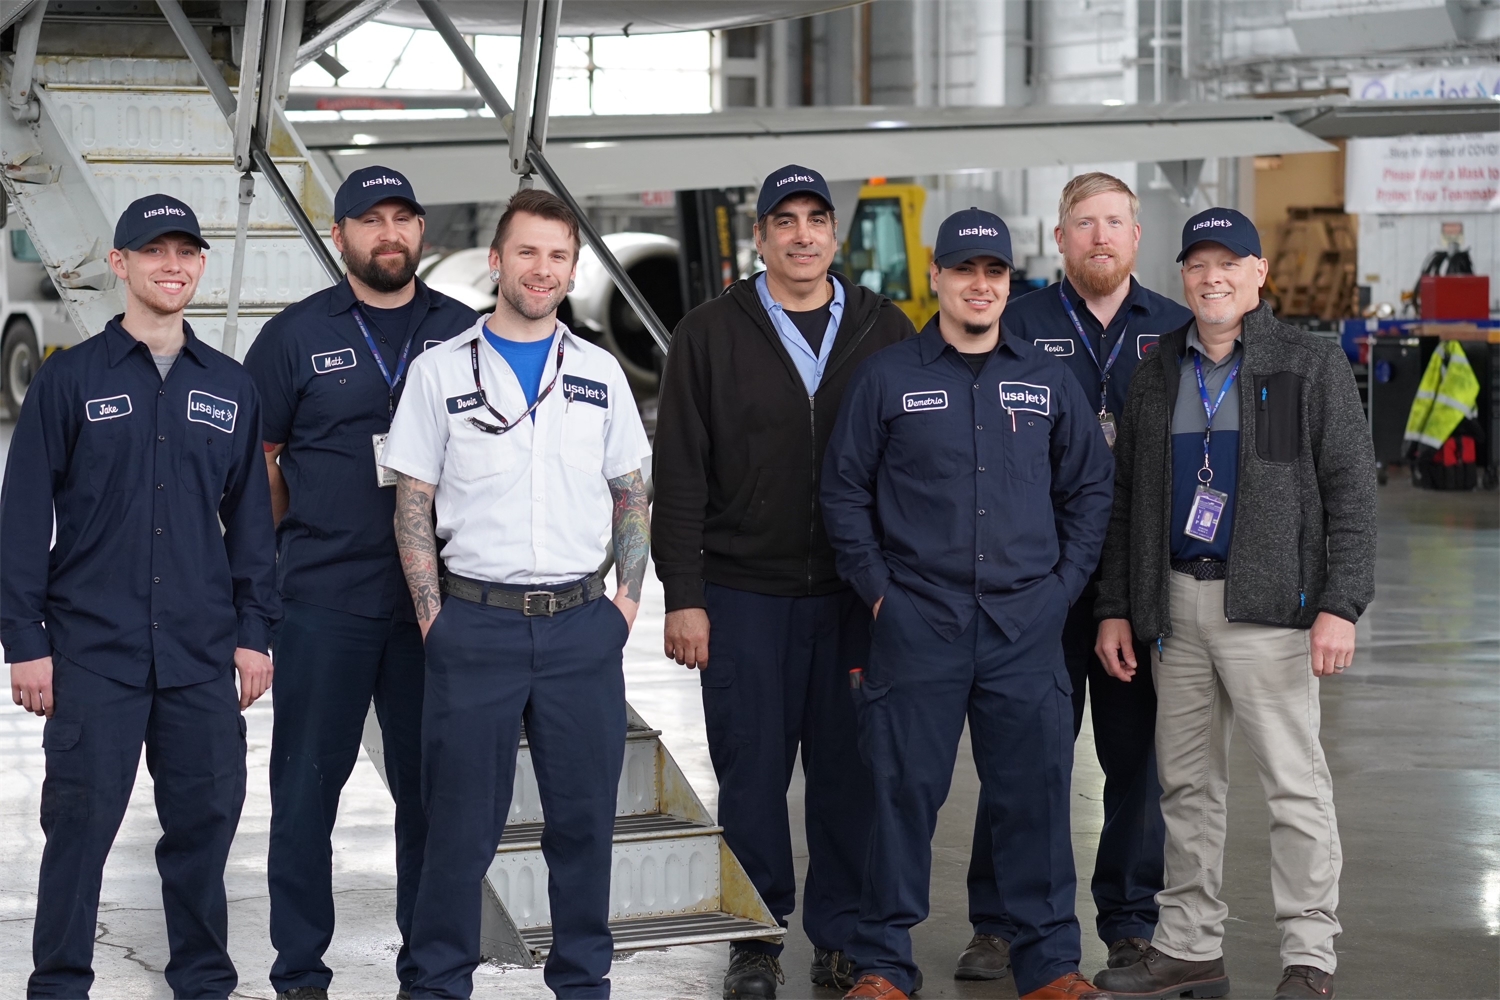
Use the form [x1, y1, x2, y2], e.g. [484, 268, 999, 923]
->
[1192, 217, 1234, 232]
[562, 375, 608, 408]
[312, 348, 357, 374]
[903, 390, 948, 412]
[446, 391, 484, 414]
[999, 382, 1050, 416]
[187, 390, 238, 433]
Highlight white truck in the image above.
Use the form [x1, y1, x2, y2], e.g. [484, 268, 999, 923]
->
[1, 215, 76, 419]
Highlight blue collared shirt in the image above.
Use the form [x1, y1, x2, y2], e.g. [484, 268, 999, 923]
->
[756, 272, 845, 394]
[243, 277, 478, 621]
[822, 317, 1115, 642]
[0, 318, 279, 687]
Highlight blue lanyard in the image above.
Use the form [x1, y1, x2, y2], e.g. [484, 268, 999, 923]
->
[1058, 284, 1125, 416]
[1193, 351, 1242, 478]
[349, 305, 416, 417]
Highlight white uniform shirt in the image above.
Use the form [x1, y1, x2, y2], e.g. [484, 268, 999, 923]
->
[380, 316, 652, 586]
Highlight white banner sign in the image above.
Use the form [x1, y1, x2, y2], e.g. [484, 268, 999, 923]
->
[1345, 133, 1500, 214]
[1348, 65, 1500, 101]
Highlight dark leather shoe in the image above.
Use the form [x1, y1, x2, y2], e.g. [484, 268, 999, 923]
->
[1022, 971, 1098, 998]
[276, 990, 328, 1000]
[954, 933, 1011, 980]
[724, 948, 784, 998]
[1107, 937, 1152, 969]
[1091, 946, 1229, 998]
[1274, 966, 1335, 998]
[812, 948, 856, 989]
[844, 974, 908, 999]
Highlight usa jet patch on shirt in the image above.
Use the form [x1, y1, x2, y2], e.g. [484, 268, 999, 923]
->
[562, 375, 608, 408]
[1035, 339, 1075, 357]
[902, 390, 948, 412]
[446, 391, 484, 415]
[999, 382, 1051, 416]
[85, 394, 132, 422]
[311, 348, 357, 374]
[187, 390, 238, 433]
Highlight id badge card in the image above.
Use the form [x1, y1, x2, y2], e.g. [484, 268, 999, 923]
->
[1099, 412, 1117, 450]
[372, 433, 397, 488]
[1184, 484, 1228, 542]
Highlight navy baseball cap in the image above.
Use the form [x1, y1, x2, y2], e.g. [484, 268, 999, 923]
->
[1177, 207, 1261, 262]
[756, 164, 834, 218]
[934, 207, 1013, 269]
[334, 165, 425, 222]
[113, 194, 208, 251]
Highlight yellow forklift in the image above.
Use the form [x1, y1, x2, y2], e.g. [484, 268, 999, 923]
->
[838, 180, 938, 329]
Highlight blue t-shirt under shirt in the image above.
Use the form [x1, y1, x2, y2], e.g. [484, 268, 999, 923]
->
[483, 328, 553, 417]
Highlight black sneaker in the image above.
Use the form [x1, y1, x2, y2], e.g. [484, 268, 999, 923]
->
[724, 947, 785, 999]
[276, 990, 329, 1000]
[954, 933, 1010, 980]
[810, 947, 855, 989]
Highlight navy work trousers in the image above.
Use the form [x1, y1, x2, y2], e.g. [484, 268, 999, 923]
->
[849, 584, 1080, 997]
[700, 583, 873, 956]
[407, 591, 627, 999]
[967, 588, 1164, 945]
[29, 658, 246, 999]
[267, 599, 428, 993]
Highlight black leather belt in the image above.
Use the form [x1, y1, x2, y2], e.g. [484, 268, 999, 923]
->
[441, 571, 606, 616]
[1171, 559, 1226, 581]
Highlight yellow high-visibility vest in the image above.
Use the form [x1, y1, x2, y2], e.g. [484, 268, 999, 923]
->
[1404, 340, 1480, 450]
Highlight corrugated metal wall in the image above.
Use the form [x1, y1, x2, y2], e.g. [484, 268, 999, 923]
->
[1357, 212, 1499, 317]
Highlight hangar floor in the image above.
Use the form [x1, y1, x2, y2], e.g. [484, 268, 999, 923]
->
[0, 412, 1494, 998]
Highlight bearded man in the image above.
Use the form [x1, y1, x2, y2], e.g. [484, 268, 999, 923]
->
[954, 173, 1193, 985]
[243, 166, 478, 1000]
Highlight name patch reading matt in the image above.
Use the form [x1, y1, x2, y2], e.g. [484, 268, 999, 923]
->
[85, 394, 132, 422]
[999, 382, 1051, 416]
[902, 390, 948, 412]
[1137, 334, 1160, 359]
[187, 390, 238, 433]
[1035, 339, 1075, 357]
[311, 348, 357, 374]
[446, 391, 484, 415]
[562, 375, 608, 408]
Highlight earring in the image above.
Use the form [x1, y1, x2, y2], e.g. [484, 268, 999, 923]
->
[568, 279, 575, 293]
[489, 269, 500, 282]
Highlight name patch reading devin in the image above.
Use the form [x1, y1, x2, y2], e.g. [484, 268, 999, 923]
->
[446, 391, 484, 415]
[187, 390, 238, 433]
[562, 375, 608, 408]
[999, 382, 1051, 416]
[902, 390, 948, 412]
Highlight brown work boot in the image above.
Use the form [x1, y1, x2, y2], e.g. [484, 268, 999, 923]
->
[1106, 937, 1152, 969]
[954, 933, 1011, 980]
[1091, 946, 1229, 998]
[1274, 966, 1335, 998]
[843, 974, 908, 999]
[1021, 971, 1097, 998]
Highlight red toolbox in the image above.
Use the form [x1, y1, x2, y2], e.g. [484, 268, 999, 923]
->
[1420, 275, 1490, 320]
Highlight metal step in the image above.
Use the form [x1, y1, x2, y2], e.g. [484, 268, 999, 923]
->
[520, 912, 785, 957]
[499, 812, 716, 849]
[510, 726, 663, 824]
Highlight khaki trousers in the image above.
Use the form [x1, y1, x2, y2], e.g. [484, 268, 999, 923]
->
[1150, 572, 1342, 973]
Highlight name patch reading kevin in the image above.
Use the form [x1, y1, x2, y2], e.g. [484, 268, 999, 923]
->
[999, 382, 1051, 416]
[187, 390, 238, 433]
[446, 391, 484, 415]
[902, 390, 948, 412]
[311, 348, 357, 374]
[85, 394, 132, 422]
[1035, 339, 1075, 357]
[562, 375, 608, 408]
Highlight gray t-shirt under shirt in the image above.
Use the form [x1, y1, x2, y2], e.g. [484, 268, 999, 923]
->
[152, 352, 179, 381]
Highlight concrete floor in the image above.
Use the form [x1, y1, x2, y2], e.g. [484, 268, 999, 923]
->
[0, 408, 1495, 997]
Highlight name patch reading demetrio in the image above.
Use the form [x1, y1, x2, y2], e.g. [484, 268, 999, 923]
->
[902, 390, 948, 412]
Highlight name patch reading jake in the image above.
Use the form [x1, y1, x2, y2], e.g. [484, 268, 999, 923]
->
[187, 390, 238, 433]
[999, 382, 1051, 416]
[562, 375, 608, 408]
[902, 390, 948, 412]
[1137, 334, 1160, 359]
[311, 348, 357, 374]
[85, 394, 132, 422]
[446, 391, 484, 415]
[1035, 339, 1076, 357]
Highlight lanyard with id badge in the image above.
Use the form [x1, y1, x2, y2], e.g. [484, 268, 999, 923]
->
[350, 305, 416, 488]
[1058, 285, 1125, 448]
[1184, 352, 1242, 544]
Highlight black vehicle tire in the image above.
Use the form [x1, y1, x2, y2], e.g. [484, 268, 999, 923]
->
[2, 318, 41, 419]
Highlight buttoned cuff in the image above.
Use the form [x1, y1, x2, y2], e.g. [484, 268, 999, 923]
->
[662, 574, 706, 613]
[850, 564, 892, 611]
[236, 616, 272, 655]
[1, 624, 51, 664]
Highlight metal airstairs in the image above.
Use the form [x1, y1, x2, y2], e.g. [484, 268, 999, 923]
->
[0, 0, 778, 964]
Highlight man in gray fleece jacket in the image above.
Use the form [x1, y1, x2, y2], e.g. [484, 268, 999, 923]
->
[1089, 209, 1376, 1000]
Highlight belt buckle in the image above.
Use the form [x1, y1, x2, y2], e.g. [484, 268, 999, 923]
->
[522, 590, 557, 617]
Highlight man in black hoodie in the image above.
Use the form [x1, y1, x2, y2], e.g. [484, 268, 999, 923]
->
[653, 164, 915, 999]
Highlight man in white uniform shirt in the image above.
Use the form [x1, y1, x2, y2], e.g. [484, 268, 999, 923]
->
[380, 189, 652, 999]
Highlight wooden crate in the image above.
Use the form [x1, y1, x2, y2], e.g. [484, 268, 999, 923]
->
[1268, 207, 1358, 321]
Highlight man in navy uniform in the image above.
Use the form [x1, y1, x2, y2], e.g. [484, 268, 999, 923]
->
[959, 173, 1193, 981]
[1, 195, 278, 999]
[823, 208, 1114, 1000]
[383, 189, 652, 999]
[244, 165, 477, 1000]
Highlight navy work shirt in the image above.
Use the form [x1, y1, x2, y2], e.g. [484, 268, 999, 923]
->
[243, 278, 477, 621]
[0, 319, 278, 687]
[822, 317, 1115, 642]
[1004, 276, 1192, 420]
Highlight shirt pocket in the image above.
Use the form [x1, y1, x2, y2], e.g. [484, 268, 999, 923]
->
[560, 399, 607, 477]
[1003, 412, 1052, 484]
[445, 411, 521, 482]
[1253, 372, 1303, 464]
[81, 409, 141, 495]
[178, 426, 235, 498]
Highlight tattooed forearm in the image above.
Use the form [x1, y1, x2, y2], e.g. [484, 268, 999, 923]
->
[395, 473, 442, 630]
[608, 469, 650, 603]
